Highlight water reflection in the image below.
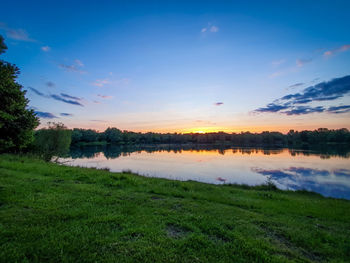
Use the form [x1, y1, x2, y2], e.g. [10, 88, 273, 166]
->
[63, 145, 350, 200]
[253, 167, 350, 199]
[69, 144, 350, 159]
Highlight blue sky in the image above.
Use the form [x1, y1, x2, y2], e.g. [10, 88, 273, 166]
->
[1, 0, 350, 132]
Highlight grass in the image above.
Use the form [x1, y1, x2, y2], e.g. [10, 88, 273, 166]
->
[0, 154, 349, 262]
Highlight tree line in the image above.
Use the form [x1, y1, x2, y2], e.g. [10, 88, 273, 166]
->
[71, 127, 350, 147]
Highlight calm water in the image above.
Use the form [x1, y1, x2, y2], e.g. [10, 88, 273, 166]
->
[61, 145, 350, 199]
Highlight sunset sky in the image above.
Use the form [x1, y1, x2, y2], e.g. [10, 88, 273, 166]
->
[1, 0, 350, 133]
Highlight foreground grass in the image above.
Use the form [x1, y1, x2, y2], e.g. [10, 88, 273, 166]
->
[0, 155, 349, 262]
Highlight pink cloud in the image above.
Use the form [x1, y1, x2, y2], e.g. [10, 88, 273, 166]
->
[324, 44, 350, 56]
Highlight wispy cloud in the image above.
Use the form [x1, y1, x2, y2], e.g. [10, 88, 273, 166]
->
[284, 106, 325, 115]
[269, 71, 284, 78]
[255, 75, 350, 115]
[28, 87, 84, 107]
[324, 44, 350, 56]
[50, 94, 84, 106]
[201, 23, 219, 34]
[91, 77, 129, 88]
[289, 83, 304, 88]
[41, 46, 50, 52]
[61, 93, 82, 101]
[29, 87, 48, 97]
[210, 25, 219, 32]
[97, 94, 113, 99]
[46, 81, 55, 88]
[271, 59, 286, 66]
[0, 22, 35, 42]
[296, 58, 312, 67]
[327, 105, 350, 114]
[310, 78, 320, 83]
[58, 59, 86, 74]
[92, 78, 110, 87]
[60, 113, 73, 117]
[34, 111, 57, 119]
[214, 102, 224, 106]
[74, 59, 84, 67]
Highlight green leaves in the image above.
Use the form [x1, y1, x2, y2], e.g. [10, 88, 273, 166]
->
[0, 35, 39, 152]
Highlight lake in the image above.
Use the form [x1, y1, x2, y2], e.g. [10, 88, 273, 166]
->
[61, 145, 350, 200]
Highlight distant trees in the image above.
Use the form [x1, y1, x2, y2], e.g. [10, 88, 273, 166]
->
[34, 123, 72, 161]
[104, 127, 122, 143]
[69, 127, 350, 147]
[0, 35, 39, 152]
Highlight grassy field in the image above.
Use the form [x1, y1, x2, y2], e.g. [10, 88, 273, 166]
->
[0, 154, 349, 262]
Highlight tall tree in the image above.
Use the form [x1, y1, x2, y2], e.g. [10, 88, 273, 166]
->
[0, 35, 39, 152]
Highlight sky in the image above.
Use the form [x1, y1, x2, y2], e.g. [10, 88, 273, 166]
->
[1, 0, 350, 133]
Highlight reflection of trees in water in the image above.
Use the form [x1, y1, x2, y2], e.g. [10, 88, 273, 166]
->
[288, 145, 350, 158]
[69, 144, 350, 159]
[69, 146, 102, 159]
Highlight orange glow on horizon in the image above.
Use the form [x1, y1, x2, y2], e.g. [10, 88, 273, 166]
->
[41, 120, 350, 134]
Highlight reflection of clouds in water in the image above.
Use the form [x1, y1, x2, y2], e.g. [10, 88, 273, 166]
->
[334, 169, 350, 177]
[252, 167, 350, 199]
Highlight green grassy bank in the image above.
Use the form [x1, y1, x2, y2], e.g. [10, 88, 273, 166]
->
[0, 154, 349, 262]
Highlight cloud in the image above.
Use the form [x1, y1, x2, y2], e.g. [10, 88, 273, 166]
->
[296, 58, 312, 67]
[327, 105, 350, 114]
[41, 46, 50, 52]
[29, 87, 84, 107]
[60, 113, 73, 117]
[334, 169, 350, 177]
[255, 103, 290, 113]
[58, 59, 85, 74]
[97, 94, 113, 99]
[29, 87, 49, 97]
[269, 71, 284, 78]
[91, 77, 129, 88]
[90, 120, 106, 122]
[214, 102, 224, 106]
[282, 75, 350, 103]
[0, 22, 35, 42]
[324, 44, 350, 56]
[74, 59, 84, 67]
[284, 106, 325, 115]
[34, 111, 57, 119]
[61, 93, 82, 101]
[310, 78, 320, 83]
[50, 94, 84, 106]
[201, 24, 219, 33]
[92, 78, 110, 87]
[289, 83, 304, 88]
[255, 75, 350, 115]
[210, 26, 219, 32]
[46, 81, 55, 88]
[271, 59, 285, 66]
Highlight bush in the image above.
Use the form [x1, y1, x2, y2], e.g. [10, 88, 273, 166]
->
[34, 122, 72, 161]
